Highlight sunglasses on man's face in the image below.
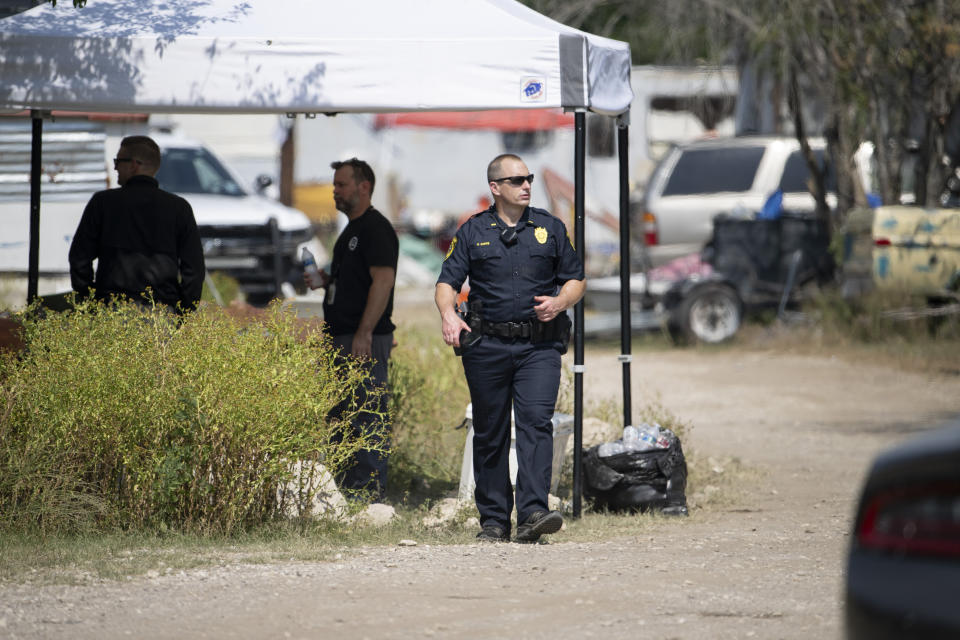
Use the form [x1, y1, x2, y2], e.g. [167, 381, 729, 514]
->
[113, 157, 140, 169]
[491, 174, 534, 187]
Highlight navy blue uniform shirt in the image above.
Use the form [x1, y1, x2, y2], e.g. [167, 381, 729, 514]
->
[438, 206, 584, 322]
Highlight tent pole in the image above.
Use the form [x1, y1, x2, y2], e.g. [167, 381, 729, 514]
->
[617, 120, 632, 429]
[572, 111, 586, 519]
[27, 110, 43, 304]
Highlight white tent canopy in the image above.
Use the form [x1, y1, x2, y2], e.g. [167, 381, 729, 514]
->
[0, 0, 631, 116]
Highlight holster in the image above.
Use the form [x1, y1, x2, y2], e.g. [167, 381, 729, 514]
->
[530, 313, 572, 354]
[453, 300, 483, 356]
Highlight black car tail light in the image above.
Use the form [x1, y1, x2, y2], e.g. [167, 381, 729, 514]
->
[857, 483, 960, 557]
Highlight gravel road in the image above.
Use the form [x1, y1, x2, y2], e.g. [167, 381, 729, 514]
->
[3, 343, 959, 640]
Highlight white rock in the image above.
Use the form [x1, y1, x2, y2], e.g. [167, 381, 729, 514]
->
[276, 460, 348, 519]
[565, 417, 620, 456]
[354, 503, 396, 527]
[421, 497, 465, 527]
[398, 539, 418, 547]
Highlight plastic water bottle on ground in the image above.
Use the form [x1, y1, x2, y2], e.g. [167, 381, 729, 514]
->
[636, 423, 661, 451]
[598, 441, 625, 457]
[656, 430, 672, 449]
[301, 247, 321, 289]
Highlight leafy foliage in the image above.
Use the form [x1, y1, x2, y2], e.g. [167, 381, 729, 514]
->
[0, 299, 378, 534]
[386, 323, 470, 501]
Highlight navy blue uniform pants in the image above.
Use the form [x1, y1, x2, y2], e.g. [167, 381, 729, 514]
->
[462, 336, 561, 532]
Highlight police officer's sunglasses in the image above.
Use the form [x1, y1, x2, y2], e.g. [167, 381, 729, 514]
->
[491, 174, 534, 187]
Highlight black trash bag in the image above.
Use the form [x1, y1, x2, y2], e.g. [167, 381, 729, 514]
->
[583, 429, 689, 515]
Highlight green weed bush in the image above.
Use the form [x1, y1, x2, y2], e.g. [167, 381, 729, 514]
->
[387, 324, 470, 500]
[200, 270, 243, 306]
[0, 299, 379, 535]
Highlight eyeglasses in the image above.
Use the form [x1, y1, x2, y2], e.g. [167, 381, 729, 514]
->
[491, 174, 534, 187]
[113, 157, 139, 169]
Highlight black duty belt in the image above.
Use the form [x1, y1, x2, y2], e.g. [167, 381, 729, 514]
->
[481, 320, 531, 339]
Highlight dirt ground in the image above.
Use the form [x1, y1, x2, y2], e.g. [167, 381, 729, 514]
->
[3, 325, 960, 639]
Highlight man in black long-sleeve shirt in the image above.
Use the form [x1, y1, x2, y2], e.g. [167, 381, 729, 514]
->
[69, 135, 205, 313]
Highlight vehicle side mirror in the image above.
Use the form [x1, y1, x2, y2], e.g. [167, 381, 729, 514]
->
[255, 174, 273, 194]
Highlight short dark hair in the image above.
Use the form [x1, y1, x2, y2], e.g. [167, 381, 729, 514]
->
[330, 157, 376, 194]
[119, 135, 161, 171]
[487, 153, 523, 182]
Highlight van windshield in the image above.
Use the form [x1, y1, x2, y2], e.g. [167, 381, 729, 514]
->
[662, 146, 765, 195]
[156, 147, 246, 197]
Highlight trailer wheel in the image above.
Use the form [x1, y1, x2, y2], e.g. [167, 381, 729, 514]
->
[668, 283, 743, 345]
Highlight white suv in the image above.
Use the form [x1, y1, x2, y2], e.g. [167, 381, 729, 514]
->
[638, 136, 836, 267]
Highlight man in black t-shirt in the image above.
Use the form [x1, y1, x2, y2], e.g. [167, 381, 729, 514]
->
[307, 158, 398, 501]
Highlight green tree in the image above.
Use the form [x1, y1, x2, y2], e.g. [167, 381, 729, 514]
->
[523, 0, 960, 220]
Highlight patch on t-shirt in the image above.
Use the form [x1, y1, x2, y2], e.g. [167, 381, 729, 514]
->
[348, 236, 358, 251]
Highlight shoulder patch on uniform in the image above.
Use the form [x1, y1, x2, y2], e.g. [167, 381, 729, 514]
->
[445, 236, 457, 260]
[567, 232, 576, 250]
[534, 226, 548, 244]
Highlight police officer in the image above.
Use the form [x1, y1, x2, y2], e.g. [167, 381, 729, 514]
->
[435, 153, 585, 543]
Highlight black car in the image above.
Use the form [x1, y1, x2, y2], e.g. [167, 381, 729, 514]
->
[845, 420, 960, 639]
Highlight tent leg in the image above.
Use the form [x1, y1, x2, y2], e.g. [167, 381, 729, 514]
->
[618, 122, 632, 429]
[572, 111, 586, 519]
[28, 110, 43, 305]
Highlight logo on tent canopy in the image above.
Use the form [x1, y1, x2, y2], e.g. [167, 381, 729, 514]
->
[521, 78, 545, 102]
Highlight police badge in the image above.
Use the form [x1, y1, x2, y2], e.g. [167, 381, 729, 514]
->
[534, 226, 548, 244]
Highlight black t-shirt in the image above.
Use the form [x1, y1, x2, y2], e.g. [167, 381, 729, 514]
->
[323, 207, 399, 335]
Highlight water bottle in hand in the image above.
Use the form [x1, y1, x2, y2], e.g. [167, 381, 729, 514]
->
[301, 247, 321, 289]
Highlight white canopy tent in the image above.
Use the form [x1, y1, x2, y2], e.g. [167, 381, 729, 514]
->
[0, 0, 631, 114]
[0, 0, 636, 515]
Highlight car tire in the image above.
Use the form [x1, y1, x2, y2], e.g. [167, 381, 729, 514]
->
[668, 283, 743, 345]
